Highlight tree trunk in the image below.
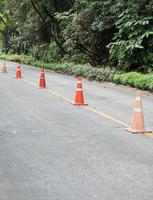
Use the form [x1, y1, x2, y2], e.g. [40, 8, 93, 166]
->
[3, 30, 11, 49]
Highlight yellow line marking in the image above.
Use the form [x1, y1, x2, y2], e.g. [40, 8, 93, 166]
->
[9, 73, 129, 127]
[22, 78, 72, 103]
[45, 89, 72, 103]
[144, 132, 153, 139]
[23, 79, 36, 87]
[83, 107, 129, 127]
[7, 72, 153, 139]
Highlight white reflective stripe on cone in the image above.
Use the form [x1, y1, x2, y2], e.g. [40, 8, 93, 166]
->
[134, 108, 142, 112]
[76, 88, 82, 91]
[77, 81, 82, 84]
[136, 97, 141, 101]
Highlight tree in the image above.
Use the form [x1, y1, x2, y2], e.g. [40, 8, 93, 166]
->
[0, 0, 153, 70]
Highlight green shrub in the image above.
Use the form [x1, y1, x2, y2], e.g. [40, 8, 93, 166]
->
[45, 42, 61, 62]
[8, 49, 15, 55]
[30, 44, 48, 61]
[29, 42, 61, 63]
[112, 72, 153, 91]
[1, 53, 153, 92]
[62, 53, 89, 64]
[0, 53, 115, 82]
[1, 48, 10, 54]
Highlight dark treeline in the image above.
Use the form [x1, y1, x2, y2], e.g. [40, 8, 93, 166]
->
[0, 0, 153, 71]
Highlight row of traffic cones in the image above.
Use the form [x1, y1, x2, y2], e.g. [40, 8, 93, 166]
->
[1, 62, 87, 104]
[39, 70, 151, 134]
[39, 68, 87, 107]
[1, 62, 86, 104]
[1, 62, 151, 134]
[0, 62, 22, 79]
[38, 69, 87, 106]
[1, 62, 46, 86]
[74, 77, 151, 133]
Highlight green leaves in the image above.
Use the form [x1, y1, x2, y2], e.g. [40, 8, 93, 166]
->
[112, 72, 153, 91]
[0, 0, 153, 72]
[108, 7, 153, 71]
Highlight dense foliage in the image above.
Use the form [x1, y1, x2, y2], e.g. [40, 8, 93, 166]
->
[2, 53, 153, 92]
[0, 0, 153, 71]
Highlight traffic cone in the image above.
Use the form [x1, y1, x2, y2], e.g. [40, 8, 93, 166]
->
[16, 63, 22, 79]
[73, 76, 88, 106]
[1, 62, 8, 73]
[125, 91, 151, 133]
[39, 67, 46, 89]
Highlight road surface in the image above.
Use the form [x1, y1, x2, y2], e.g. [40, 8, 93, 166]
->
[0, 60, 153, 200]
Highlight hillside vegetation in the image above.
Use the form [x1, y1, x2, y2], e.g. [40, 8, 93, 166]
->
[0, 0, 153, 90]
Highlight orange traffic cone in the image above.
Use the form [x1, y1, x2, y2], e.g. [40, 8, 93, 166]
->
[125, 91, 151, 133]
[73, 76, 88, 106]
[2, 62, 8, 73]
[16, 63, 22, 79]
[39, 67, 46, 89]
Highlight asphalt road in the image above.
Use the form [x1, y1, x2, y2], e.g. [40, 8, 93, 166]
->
[0, 60, 153, 200]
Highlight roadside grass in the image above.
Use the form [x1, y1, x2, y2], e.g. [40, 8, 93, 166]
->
[0, 53, 153, 92]
[0, 54, 114, 82]
[112, 72, 153, 91]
